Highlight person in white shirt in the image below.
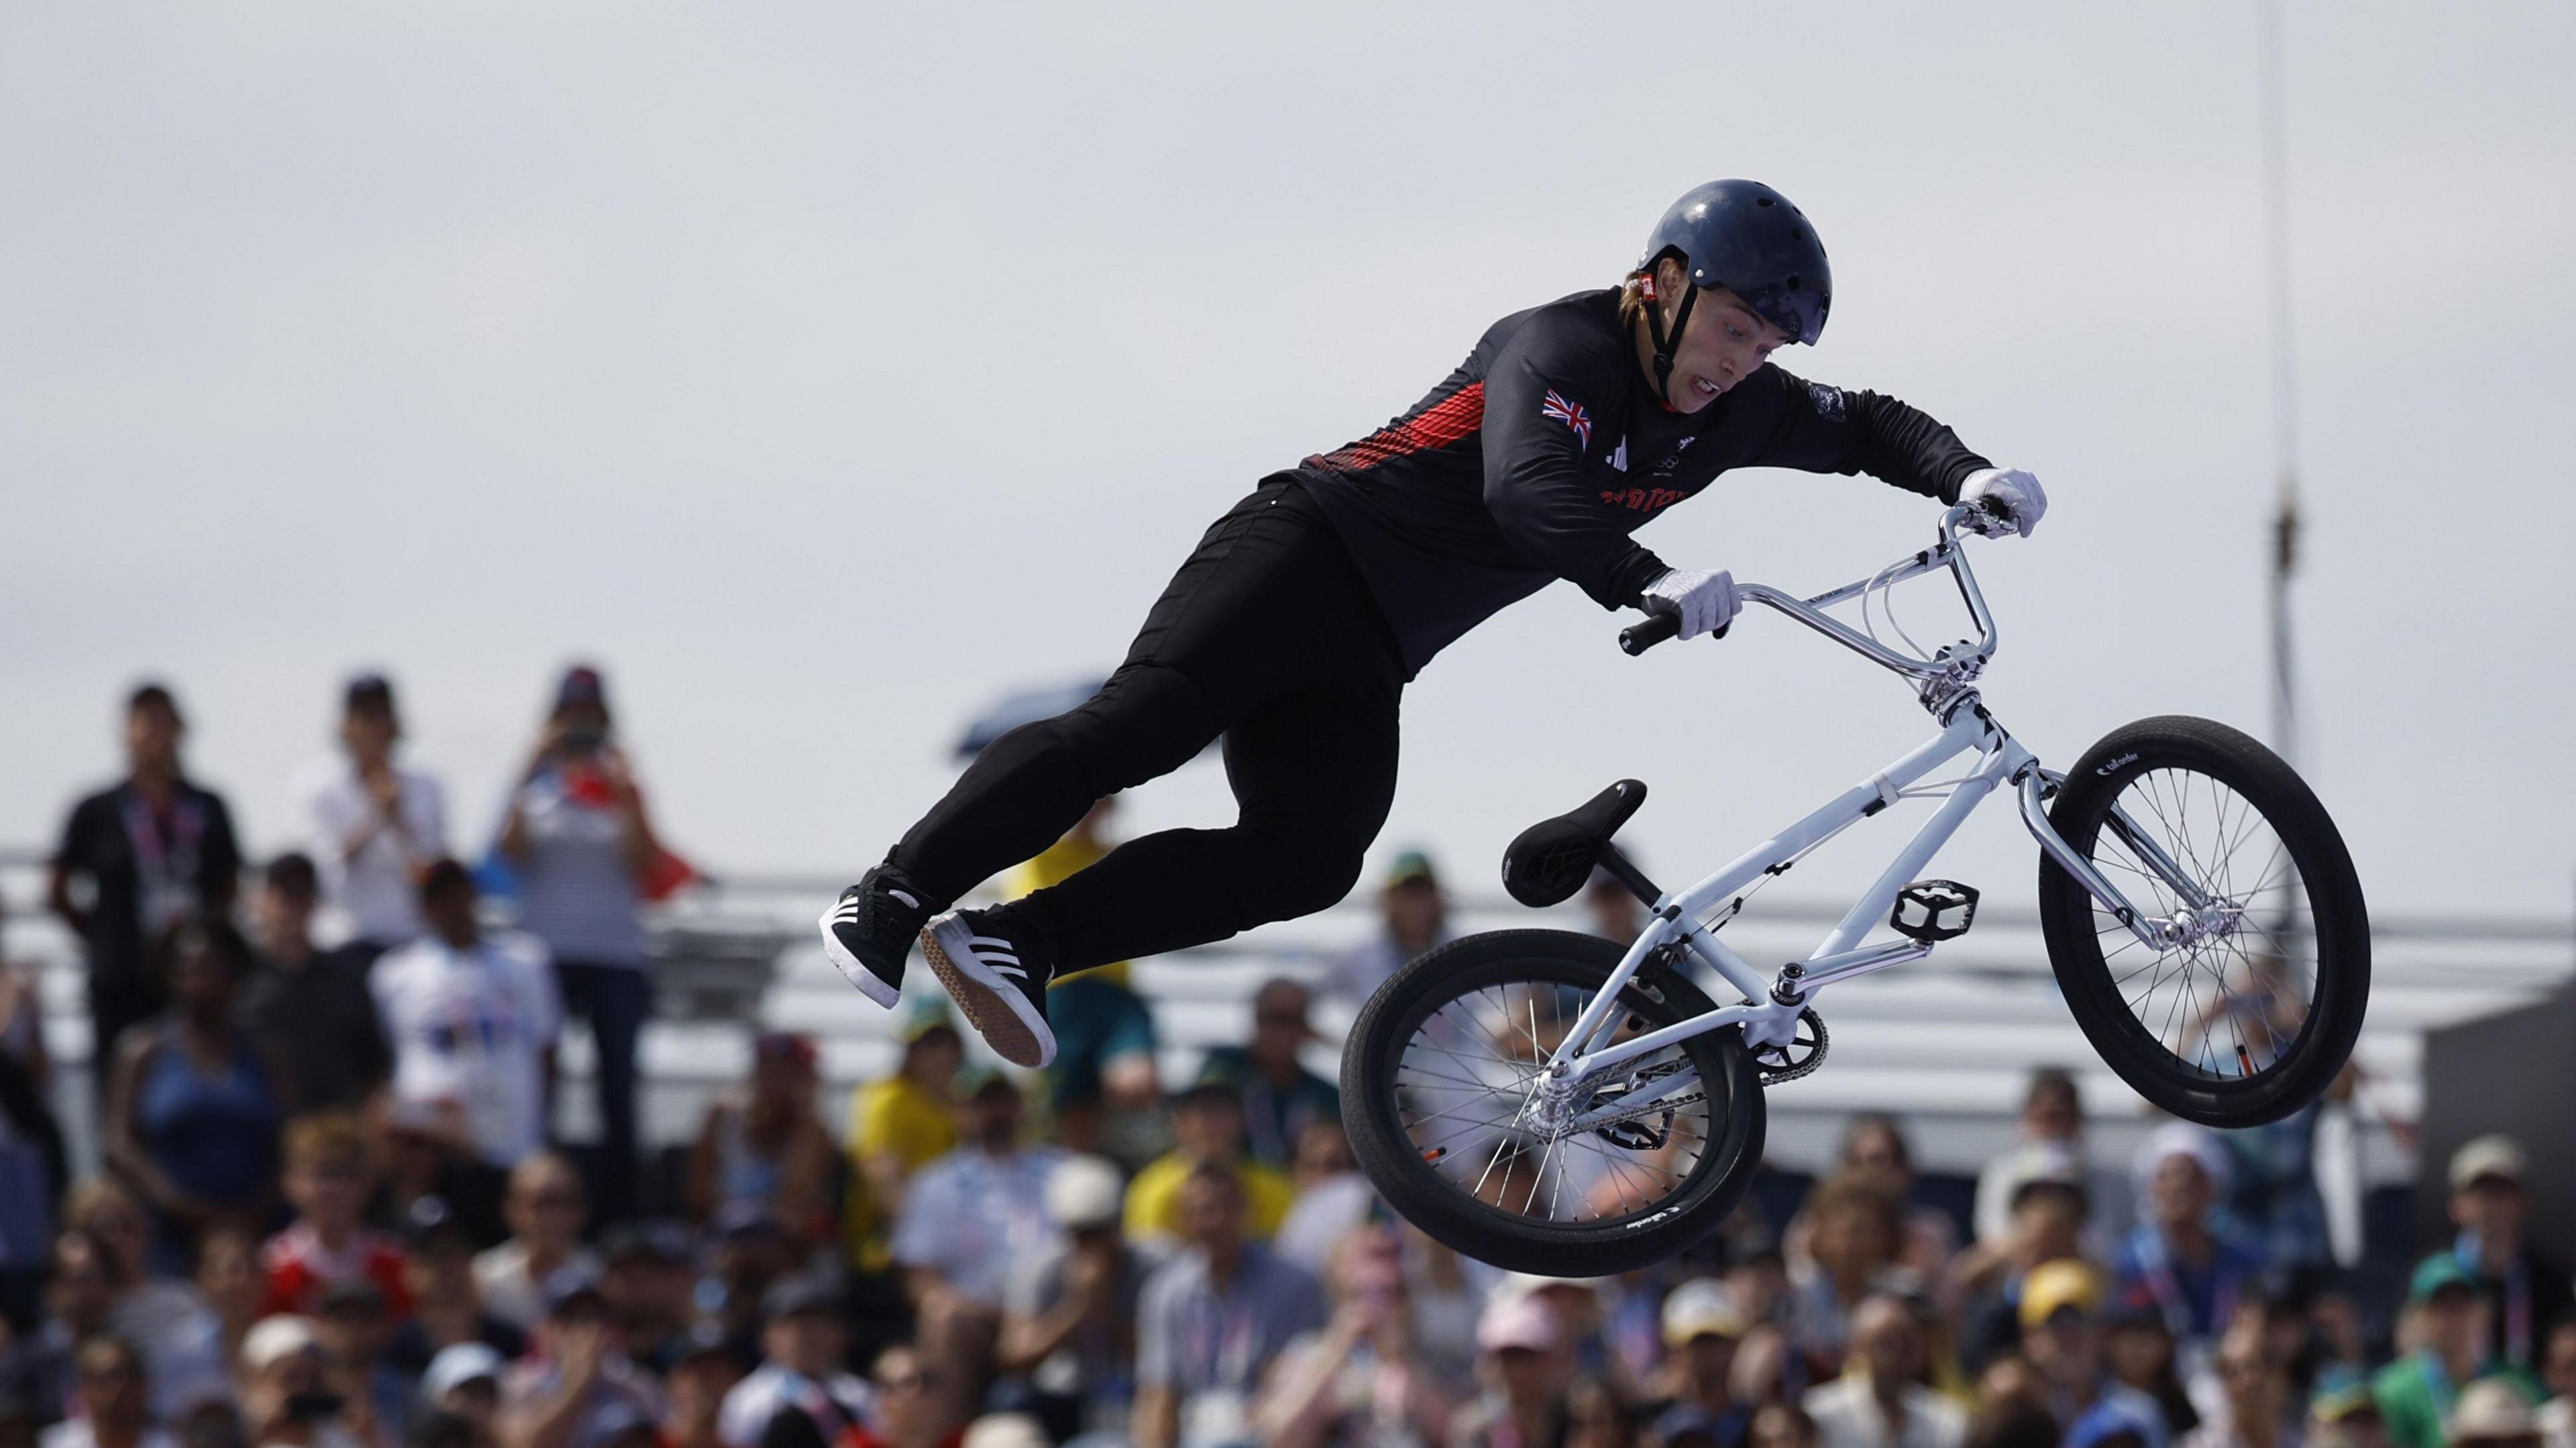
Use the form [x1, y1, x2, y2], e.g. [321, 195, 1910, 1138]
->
[1805, 1291, 1968, 1448]
[297, 675, 446, 956]
[716, 1277, 873, 1448]
[40, 1334, 178, 1448]
[471, 1154, 602, 1333]
[371, 860, 561, 1173]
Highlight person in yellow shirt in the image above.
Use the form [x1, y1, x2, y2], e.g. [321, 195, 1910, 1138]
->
[1124, 1076, 1295, 1245]
[1006, 800, 1160, 1156]
[843, 1002, 963, 1270]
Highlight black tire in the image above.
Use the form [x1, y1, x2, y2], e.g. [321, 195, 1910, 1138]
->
[1340, 930, 1765, 1276]
[2038, 716, 2369, 1127]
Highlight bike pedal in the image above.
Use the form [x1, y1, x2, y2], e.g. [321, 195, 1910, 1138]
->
[1890, 879, 1979, 942]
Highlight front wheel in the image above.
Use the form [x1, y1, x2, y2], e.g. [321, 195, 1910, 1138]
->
[2039, 716, 2369, 1127]
[1340, 930, 1765, 1277]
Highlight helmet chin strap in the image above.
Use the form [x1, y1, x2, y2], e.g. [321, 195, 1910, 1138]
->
[1642, 275, 1699, 408]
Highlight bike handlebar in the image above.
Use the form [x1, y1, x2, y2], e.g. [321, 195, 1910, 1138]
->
[1616, 499, 2005, 674]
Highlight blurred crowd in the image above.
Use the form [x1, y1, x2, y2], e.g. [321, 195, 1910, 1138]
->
[2, 678, 2573, 1448]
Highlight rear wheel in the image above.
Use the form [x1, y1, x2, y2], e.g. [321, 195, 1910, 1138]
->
[1340, 930, 1764, 1276]
[2038, 716, 2369, 1127]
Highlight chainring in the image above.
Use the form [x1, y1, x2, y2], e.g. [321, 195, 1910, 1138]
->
[1751, 1007, 1829, 1086]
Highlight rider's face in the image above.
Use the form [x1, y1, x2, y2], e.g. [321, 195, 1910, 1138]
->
[1648, 263, 1791, 412]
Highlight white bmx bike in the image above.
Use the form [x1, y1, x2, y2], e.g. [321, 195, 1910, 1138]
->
[1340, 498, 2370, 1276]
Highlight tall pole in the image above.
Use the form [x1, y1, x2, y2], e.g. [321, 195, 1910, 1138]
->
[2256, 0, 2301, 768]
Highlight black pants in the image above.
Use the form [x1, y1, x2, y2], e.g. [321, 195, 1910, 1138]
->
[889, 477, 1405, 971]
[553, 960, 651, 1222]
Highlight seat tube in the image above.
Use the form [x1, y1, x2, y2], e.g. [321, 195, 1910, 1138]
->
[1552, 913, 1675, 1072]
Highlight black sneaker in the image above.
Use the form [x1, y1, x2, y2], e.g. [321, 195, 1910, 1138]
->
[816, 866, 932, 1009]
[917, 908, 1056, 1069]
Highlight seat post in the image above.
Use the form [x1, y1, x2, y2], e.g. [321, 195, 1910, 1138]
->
[1594, 843, 1663, 907]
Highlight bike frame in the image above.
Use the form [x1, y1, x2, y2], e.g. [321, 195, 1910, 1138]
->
[1538, 504, 2206, 1131]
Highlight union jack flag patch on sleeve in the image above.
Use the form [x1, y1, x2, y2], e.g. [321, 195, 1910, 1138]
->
[1540, 390, 1593, 449]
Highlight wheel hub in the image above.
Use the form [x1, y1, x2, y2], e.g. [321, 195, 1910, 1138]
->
[2167, 899, 2245, 948]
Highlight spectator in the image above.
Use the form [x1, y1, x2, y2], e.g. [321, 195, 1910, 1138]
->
[843, 1345, 943, 1448]
[236, 856, 392, 1115]
[2449, 1380, 2546, 1448]
[1961, 1398, 2059, 1448]
[374, 1114, 502, 1255]
[595, 1225, 697, 1377]
[1274, 1122, 1373, 1274]
[2101, 1308, 2196, 1443]
[1754, 1404, 1825, 1448]
[2017, 1261, 2167, 1448]
[421, 1344, 506, 1448]
[235, 1315, 365, 1448]
[2, 1394, 44, 1448]
[0, 893, 52, 1087]
[472, 1157, 599, 1336]
[1788, 1175, 1907, 1363]
[297, 675, 447, 958]
[1003, 799, 1161, 1160]
[714, 1278, 868, 1448]
[496, 1275, 665, 1448]
[1324, 852, 1452, 1005]
[0, 1028, 64, 1331]
[1504, 1276, 1620, 1398]
[2302, 1376, 2385, 1448]
[1805, 1290, 1967, 1448]
[42, 1335, 173, 1448]
[2369, 1257, 2542, 1448]
[2180, 1321, 2296, 1448]
[54, 1210, 229, 1425]
[2436, 1137, 2571, 1374]
[700, 1210, 797, 1376]
[2114, 1127, 2262, 1368]
[995, 1156, 1148, 1443]
[686, 1037, 834, 1251]
[1193, 979, 1340, 1171]
[892, 1070, 1061, 1433]
[260, 1114, 413, 1322]
[312, 1278, 407, 1447]
[1134, 1164, 1326, 1448]
[1585, 865, 1644, 945]
[191, 1228, 262, 1371]
[414, 1411, 478, 1448]
[843, 1005, 961, 1275]
[659, 1327, 741, 1448]
[1649, 1280, 1752, 1448]
[1974, 1072, 2127, 1249]
[2535, 1321, 2576, 1448]
[1450, 1295, 1572, 1448]
[373, 862, 562, 1179]
[496, 664, 666, 1223]
[1835, 1118, 1959, 1292]
[386, 1200, 525, 1374]
[1252, 1223, 1459, 1448]
[1123, 1078, 1295, 1245]
[1957, 1150, 2090, 1376]
[48, 684, 245, 1106]
[103, 920, 286, 1269]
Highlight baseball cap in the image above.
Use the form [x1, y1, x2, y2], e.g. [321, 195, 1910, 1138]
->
[587, 1402, 661, 1448]
[1045, 1155, 1126, 1232]
[895, 997, 961, 1046]
[753, 1032, 817, 1069]
[422, 1343, 505, 1401]
[541, 1268, 606, 1318]
[960, 1415, 1051, 1448]
[239, 1316, 324, 1375]
[2309, 1369, 2380, 1424]
[2449, 1135, 2528, 1192]
[2019, 1259, 2106, 1329]
[1998, 1143, 2090, 1211]
[950, 1064, 1020, 1102]
[2449, 1379, 2540, 1443]
[708, 1201, 786, 1243]
[600, 1220, 694, 1268]
[761, 1274, 843, 1321]
[554, 665, 608, 712]
[1477, 1294, 1560, 1353]
[1661, 1279, 1751, 1346]
[344, 673, 396, 714]
[1386, 850, 1439, 889]
[2133, 1121, 2232, 1197]
[2408, 1253, 2479, 1304]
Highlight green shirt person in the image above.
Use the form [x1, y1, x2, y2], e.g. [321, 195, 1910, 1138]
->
[2371, 1255, 2542, 1448]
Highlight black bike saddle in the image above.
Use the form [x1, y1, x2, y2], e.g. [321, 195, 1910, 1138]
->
[1500, 779, 1648, 908]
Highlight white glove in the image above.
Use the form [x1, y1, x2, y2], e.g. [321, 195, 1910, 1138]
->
[1642, 567, 1739, 640]
[1960, 467, 2047, 539]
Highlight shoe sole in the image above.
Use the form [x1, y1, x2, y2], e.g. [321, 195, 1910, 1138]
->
[919, 914, 1057, 1069]
[815, 907, 902, 1009]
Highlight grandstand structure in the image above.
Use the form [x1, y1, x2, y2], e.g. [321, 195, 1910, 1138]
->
[8, 853, 2565, 1194]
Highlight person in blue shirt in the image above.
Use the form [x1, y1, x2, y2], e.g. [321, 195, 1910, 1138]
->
[2114, 1125, 2264, 1370]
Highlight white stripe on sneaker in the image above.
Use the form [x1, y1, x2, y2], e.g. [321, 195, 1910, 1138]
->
[992, 964, 1026, 979]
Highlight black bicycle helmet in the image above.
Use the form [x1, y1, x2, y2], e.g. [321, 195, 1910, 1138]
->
[1635, 179, 1832, 404]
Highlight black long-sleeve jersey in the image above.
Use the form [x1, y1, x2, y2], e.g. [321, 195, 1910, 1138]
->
[1290, 288, 1992, 676]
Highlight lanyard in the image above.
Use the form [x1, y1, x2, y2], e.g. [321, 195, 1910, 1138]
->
[2457, 1234, 2532, 1365]
[121, 787, 205, 932]
[2133, 1228, 2236, 1341]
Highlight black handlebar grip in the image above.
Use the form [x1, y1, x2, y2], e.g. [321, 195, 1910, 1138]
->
[1619, 611, 1683, 655]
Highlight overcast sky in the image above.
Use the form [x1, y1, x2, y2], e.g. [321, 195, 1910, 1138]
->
[5, 1, 2571, 928]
